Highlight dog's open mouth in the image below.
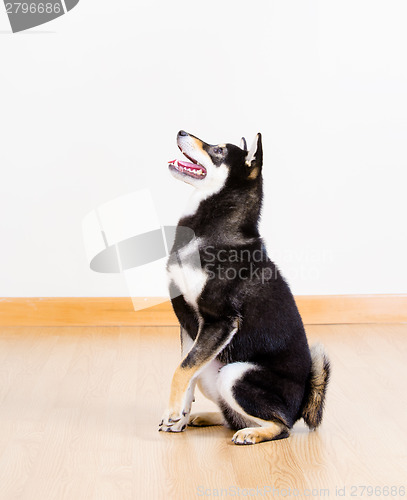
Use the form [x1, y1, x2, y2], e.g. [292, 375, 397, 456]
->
[168, 150, 207, 179]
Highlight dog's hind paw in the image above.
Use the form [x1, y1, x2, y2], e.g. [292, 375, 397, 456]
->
[232, 428, 262, 445]
[188, 412, 224, 427]
[232, 425, 290, 445]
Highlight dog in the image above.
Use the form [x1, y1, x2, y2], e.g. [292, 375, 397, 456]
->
[159, 130, 330, 445]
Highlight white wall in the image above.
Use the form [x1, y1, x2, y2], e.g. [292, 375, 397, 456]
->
[1, 0, 406, 297]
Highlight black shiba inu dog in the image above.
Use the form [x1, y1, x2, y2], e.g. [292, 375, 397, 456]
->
[159, 131, 330, 445]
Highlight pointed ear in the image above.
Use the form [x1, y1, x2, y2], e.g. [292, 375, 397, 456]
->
[239, 137, 247, 151]
[245, 133, 263, 169]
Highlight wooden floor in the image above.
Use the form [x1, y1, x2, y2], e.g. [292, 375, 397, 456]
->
[0, 324, 406, 499]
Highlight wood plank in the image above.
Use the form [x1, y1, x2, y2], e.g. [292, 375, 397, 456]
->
[0, 295, 406, 326]
[0, 324, 406, 499]
[295, 294, 407, 324]
[0, 298, 175, 327]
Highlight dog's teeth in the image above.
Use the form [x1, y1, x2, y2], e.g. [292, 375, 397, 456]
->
[197, 169, 202, 175]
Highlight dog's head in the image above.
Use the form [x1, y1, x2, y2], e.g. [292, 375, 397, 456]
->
[168, 131, 263, 191]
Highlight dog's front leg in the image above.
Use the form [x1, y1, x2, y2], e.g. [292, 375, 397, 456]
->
[159, 317, 239, 432]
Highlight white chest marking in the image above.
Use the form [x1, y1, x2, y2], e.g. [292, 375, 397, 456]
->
[167, 238, 207, 310]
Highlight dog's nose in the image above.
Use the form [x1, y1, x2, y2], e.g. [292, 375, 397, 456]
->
[178, 130, 188, 137]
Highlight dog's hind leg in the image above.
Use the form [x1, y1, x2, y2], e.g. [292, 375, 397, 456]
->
[189, 412, 224, 427]
[188, 357, 226, 427]
[216, 362, 292, 445]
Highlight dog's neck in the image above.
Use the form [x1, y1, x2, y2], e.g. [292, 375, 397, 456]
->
[178, 178, 263, 244]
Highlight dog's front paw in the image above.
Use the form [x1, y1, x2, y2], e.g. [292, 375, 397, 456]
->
[159, 408, 189, 433]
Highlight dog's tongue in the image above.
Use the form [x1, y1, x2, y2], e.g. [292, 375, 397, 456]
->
[168, 158, 207, 178]
[169, 159, 196, 169]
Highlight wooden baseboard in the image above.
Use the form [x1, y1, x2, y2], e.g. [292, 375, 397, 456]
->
[0, 295, 406, 326]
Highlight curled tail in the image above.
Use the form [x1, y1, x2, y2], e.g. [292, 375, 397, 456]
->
[302, 343, 331, 430]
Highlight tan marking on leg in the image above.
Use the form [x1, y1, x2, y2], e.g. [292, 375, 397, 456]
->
[189, 412, 224, 427]
[168, 364, 200, 409]
[232, 422, 289, 445]
[159, 364, 201, 433]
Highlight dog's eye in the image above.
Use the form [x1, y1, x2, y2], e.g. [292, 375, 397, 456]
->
[213, 147, 223, 155]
